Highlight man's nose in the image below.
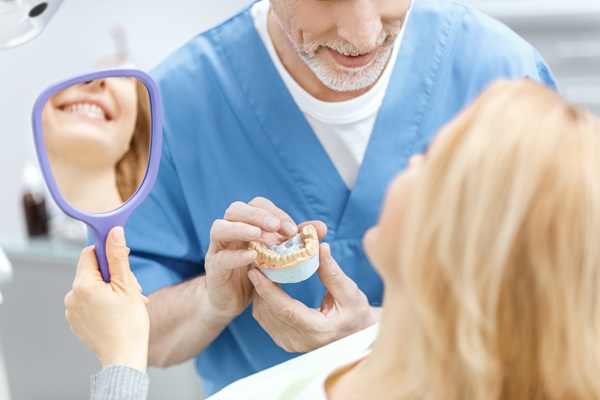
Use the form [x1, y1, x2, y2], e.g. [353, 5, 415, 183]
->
[336, 0, 382, 53]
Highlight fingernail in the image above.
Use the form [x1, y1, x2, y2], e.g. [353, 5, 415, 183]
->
[113, 227, 125, 244]
[244, 226, 260, 237]
[248, 271, 259, 286]
[282, 221, 297, 236]
[245, 250, 257, 260]
[265, 217, 279, 230]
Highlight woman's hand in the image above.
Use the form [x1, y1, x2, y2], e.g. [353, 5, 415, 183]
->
[64, 226, 150, 372]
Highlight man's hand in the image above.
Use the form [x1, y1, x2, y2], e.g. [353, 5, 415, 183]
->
[144, 197, 328, 367]
[249, 242, 381, 353]
[204, 197, 301, 321]
[64, 227, 150, 372]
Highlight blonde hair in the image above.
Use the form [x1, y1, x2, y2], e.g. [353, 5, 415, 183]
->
[399, 79, 600, 399]
[115, 79, 151, 201]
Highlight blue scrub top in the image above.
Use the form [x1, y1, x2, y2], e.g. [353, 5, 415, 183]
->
[126, 0, 556, 395]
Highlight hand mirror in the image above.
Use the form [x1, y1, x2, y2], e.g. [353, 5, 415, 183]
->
[32, 69, 162, 282]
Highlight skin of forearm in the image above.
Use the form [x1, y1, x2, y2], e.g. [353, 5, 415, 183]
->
[146, 275, 233, 367]
[103, 346, 149, 373]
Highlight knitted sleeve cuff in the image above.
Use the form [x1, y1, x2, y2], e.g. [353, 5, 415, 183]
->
[90, 365, 149, 400]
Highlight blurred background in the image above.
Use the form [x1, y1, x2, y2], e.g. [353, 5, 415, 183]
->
[0, 0, 598, 399]
[0, 1, 249, 399]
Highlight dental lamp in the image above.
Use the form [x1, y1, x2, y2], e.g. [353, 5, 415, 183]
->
[0, 0, 64, 49]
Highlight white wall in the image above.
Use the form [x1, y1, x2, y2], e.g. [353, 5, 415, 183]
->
[0, 0, 251, 240]
[463, 1, 600, 115]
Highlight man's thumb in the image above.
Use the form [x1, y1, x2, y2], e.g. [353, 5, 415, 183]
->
[105, 226, 131, 280]
[317, 242, 356, 304]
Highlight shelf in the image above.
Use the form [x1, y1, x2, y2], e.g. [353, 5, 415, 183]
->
[0, 234, 84, 265]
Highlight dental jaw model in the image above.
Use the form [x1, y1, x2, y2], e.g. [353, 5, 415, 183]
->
[249, 224, 320, 283]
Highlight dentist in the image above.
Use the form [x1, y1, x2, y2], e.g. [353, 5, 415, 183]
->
[119, 0, 557, 395]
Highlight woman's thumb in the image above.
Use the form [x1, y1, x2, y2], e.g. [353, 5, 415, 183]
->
[106, 226, 131, 280]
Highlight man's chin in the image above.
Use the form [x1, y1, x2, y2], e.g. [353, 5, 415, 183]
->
[305, 48, 393, 92]
[311, 65, 383, 92]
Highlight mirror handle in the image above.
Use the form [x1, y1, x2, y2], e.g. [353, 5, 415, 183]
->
[86, 214, 130, 283]
[88, 224, 111, 282]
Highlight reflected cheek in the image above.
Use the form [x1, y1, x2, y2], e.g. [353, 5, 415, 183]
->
[117, 98, 138, 123]
[42, 110, 62, 146]
[115, 124, 134, 155]
[114, 104, 138, 147]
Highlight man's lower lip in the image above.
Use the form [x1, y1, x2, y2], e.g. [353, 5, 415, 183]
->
[326, 47, 378, 68]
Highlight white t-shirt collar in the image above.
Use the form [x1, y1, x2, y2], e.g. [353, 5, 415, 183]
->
[251, 0, 412, 124]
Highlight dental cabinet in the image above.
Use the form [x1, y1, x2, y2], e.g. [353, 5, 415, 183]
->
[463, 0, 600, 115]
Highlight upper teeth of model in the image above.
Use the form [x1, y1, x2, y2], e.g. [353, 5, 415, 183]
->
[249, 224, 319, 269]
[64, 103, 106, 119]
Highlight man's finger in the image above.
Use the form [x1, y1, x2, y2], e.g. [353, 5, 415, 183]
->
[209, 219, 262, 244]
[251, 292, 292, 350]
[298, 220, 327, 240]
[317, 243, 359, 305]
[247, 269, 304, 321]
[208, 249, 257, 271]
[248, 197, 297, 237]
[251, 292, 278, 335]
[224, 200, 292, 234]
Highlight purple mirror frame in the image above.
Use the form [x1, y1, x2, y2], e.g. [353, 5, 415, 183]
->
[31, 68, 163, 282]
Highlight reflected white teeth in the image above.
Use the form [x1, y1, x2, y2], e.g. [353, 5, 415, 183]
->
[64, 103, 106, 119]
[249, 224, 319, 270]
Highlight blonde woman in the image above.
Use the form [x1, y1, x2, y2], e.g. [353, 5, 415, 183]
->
[65, 79, 600, 400]
[354, 78, 600, 399]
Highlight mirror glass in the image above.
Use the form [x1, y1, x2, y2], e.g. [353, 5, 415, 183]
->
[40, 77, 151, 214]
[32, 68, 162, 282]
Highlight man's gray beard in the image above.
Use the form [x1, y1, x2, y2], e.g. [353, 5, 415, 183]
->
[285, 30, 398, 93]
[301, 44, 395, 92]
[274, 12, 399, 93]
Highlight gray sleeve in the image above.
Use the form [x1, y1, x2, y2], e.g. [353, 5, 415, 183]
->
[90, 365, 149, 400]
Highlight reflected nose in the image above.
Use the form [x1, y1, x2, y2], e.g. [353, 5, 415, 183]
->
[83, 78, 107, 90]
[337, 0, 382, 53]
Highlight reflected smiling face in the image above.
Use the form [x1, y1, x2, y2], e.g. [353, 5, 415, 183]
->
[42, 77, 138, 168]
[270, 0, 412, 92]
[363, 153, 424, 279]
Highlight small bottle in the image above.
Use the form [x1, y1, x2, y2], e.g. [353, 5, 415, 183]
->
[22, 162, 49, 237]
